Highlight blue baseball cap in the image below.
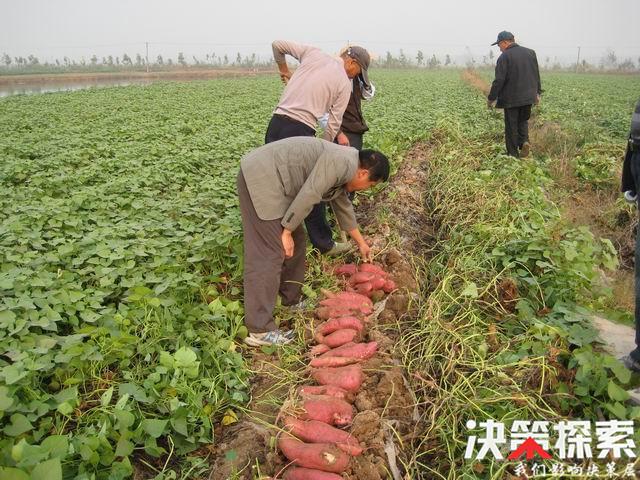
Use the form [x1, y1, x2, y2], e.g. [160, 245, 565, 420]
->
[491, 31, 515, 46]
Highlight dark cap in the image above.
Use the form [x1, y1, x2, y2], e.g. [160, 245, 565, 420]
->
[491, 31, 515, 46]
[346, 46, 371, 88]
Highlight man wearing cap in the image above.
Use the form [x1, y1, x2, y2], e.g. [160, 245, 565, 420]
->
[266, 41, 372, 256]
[488, 31, 542, 158]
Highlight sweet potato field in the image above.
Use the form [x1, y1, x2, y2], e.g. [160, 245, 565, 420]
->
[1, 70, 640, 479]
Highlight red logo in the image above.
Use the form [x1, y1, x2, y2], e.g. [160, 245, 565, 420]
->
[507, 437, 552, 461]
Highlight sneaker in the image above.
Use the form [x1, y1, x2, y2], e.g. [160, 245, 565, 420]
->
[520, 142, 531, 158]
[243, 329, 294, 347]
[325, 241, 353, 256]
[621, 354, 640, 373]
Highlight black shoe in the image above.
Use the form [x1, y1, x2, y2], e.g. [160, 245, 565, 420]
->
[621, 354, 640, 373]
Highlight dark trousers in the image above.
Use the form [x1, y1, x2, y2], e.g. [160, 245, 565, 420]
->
[629, 150, 640, 361]
[265, 114, 337, 252]
[237, 171, 306, 333]
[265, 114, 315, 144]
[504, 105, 532, 157]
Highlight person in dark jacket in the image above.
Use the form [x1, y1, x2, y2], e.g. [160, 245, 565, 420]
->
[487, 31, 542, 158]
[620, 99, 640, 371]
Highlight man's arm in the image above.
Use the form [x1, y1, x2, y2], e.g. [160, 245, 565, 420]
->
[323, 83, 351, 141]
[272, 40, 314, 84]
[488, 55, 507, 103]
[330, 192, 371, 261]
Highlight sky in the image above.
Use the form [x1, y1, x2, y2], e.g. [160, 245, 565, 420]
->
[2, 0, 639, 66]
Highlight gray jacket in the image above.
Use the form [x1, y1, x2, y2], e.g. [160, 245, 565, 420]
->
[240, 137, 358, 232]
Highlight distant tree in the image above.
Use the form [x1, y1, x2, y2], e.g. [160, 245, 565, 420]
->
[398, 49, 408, 67]
[27, 54, 40, 65]
[56, 59, 61, 67]
[445, 54, 451, 66]
[416, 50, 424, 67]
[235, 52, 242, 65]
[156, 54, 164, 65]
[619, 58, 635, 72]
[63, 56, 70, 67]
[192, 55, 200, 65]
[90, 55, 98, 65]
[107, 55, 114, 66]
[210, 52, 216, 64]
[177, 52, 186, 66]
[135, 53, 143, 66]
[601, 49, 617, 69]
[167, 58, 173, 66]
[223, 54, 229, 65]
[80, 57, 86, 66]
[121, 53, 132, 66]
[2, 53, 11, 66]
[489, 50, 494, 62]
[428, 54, 440, 69]
[116, 57, 120, 66]
[385, 51, 393, 67]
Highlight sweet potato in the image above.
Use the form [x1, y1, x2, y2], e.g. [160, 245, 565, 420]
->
[348, 271, 376, 286]
[319, 341, 378, 360]
[310, 356, 360, 368]
[284, 467, 344, 480]
[370, 276, 386, 290]
[310, 343, 332, 356]
[358, 263, 388, 277]
[298, 385, 354, 403]
[315, 306, 354, 320]
[283, 417, 363, 456]
[382, 279, 397, 293]
[333, 291, 373, 306]
[333, 264, 357, 277]
[353, 281, 373, 295]
[316, 317, 363, 335]
[319, 297, 372, 314]
[319, 328, 359, 348]
[300, 394, 353, 426]
[312, 364, 363, 393]
[279, 435, 350, 473]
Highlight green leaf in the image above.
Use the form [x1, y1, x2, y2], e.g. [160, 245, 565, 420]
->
[40, 435, 69, 458]
[608, 380, 630, 402]
[141, 419, 168, 438]
[0, 467, 29, 480]
[114, 409, 135, 429]
[115, 437, 134, 458]
[4, 414, 33, 436]
[174, 347, 197, 367]
[101, 386, 114, 407]
[31, 458, 62, 480]
[2, 365, 27, 385]
[0, 310, 16, 328]
[0, 386, 15, 410]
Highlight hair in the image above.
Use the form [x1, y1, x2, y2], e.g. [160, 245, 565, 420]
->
[358, 149, 390, 182]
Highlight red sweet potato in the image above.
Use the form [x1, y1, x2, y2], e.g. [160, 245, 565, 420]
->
[310, 343, 332, 356]
[298, 385, 354, 403]
[316, 317, 363, 335]
[315, 306, 354, 320]
[382, 279, 397, 293]
[300, 394, 353, 426]
[320, 328, 359, 348]
[348, 271, 376, 286]
[333, 264, 357, 277]
[353, 282, 373, 296]
[312, 364, 363, 393]
[319, 341, 378, 360]
[283, 417, 363, 456]
[319, 297, 372, 314]
[370, 276, 386, 290]
[284, 467, 344, 480]
[359, 263, 388, 277]
[310, 356, 360, 368]
[279, 435, 350, 473]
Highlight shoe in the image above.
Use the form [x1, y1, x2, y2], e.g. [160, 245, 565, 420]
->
[243, 329, 294, 347]
[286, 299, 309, 311]
[520, 142, 531, 158]
[621, 354, 640, 373]
[325, 241, 353, 256]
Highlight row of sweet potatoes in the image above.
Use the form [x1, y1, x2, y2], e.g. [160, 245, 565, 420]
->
[277, 264, 395, 479]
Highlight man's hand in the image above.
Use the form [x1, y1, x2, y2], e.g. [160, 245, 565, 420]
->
[336, 132, 350, 146]
[277, 63, 292, 84]
[358, 241, 373, 263]
[487, 99, 497, 109]
[281, 228, 294, 258]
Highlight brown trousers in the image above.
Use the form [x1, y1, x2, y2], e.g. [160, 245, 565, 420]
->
[237, 171, 306, 333]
